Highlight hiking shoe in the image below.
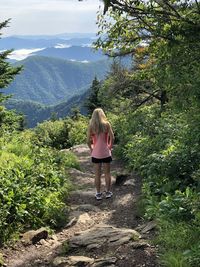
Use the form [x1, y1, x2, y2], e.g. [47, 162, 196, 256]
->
[105, 191, 113, 199]
[95, 192, 103, 200]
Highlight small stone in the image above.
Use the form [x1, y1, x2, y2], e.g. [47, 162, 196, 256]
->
[52, 256, 68, 266]
[123, 179, 135, 186]
[92, 257, 117, 267]
[137, 221, 157, 234]
[77, 213, 93, 224]
[51, 234, 58, 241]
[21, 227, 48, 245]
[65, 217, 77, 228]
[131, 241, 150, 249]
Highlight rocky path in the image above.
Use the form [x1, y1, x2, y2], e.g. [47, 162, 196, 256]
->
[1, 144, 159, 267]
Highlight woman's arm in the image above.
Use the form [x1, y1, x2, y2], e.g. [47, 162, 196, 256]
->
[107, 122, 114, 149]
[87, 125, 93, 151]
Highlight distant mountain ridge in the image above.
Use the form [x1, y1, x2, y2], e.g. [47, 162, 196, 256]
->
[0, 35, 96, 50]
[1, 33, 131, 127]
[5, 90, 89, 128]
[35, 46, 107, 62]
[5, 55, 110, 105]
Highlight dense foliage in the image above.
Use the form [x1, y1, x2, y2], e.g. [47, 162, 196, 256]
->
[33, 115, 88, 149]
[5, 91, 88, 128]
[111, 105, 200, 266]
[0, 105, 89, 245]
[84, 76, 102, 114]
[94, 1, 200, 266]
[0, 20, 89, 245]
[0, 132, 79, 244]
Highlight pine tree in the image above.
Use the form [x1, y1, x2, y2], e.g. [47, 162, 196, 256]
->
[0, 19, 22, 103]
[85, 76, 102, 115]
[0, 19, 23, 131]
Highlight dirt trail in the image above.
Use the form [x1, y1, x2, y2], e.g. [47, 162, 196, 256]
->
[1, 144, 159, 267]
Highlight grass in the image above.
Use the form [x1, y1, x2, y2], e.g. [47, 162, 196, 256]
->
[154, 219, 200, 267]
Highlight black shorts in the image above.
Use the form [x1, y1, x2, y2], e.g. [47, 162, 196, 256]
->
[92, 156, 112, 163]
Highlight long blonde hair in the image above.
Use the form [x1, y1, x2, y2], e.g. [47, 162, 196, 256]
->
[90, 108, 108, 135]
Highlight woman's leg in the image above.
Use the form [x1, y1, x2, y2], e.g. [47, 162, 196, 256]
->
[94, 163, 102, 193]
[103, 163, 111, 192]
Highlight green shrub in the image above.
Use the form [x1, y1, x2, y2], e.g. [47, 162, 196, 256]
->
[68, 116, 88, 145]
[0, 133, 78, 244]
[155, 220, 200, 267]
[113, 104, 200, 266]
[34, 118, 73, 149]
[33, 116, 88, 149]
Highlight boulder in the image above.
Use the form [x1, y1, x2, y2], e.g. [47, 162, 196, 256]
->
[21, 227, 48, 245]
[70, 224, 140, 250]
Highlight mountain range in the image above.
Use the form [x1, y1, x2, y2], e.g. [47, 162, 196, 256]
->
[1, 33, 127, 127]
[5, 55, 110, 105]
[5, 91, 89, 128]
[0, 34, 96, 50]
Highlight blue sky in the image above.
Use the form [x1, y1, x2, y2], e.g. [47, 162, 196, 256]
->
[0, 0, 102, 36]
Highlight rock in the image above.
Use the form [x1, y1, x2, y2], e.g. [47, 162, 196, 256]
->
[87, 243, 101, 250]
[71, 204, 101, 212]
[136, 221, 157, 234]
[52, 256, 69, 266]
[91, 257, 117, 267]
[65, 217, 78, 228]
[38, 239, 49, 246]
[69, 144, 90, 154]
[123, 179, 135, 186]
[67, 256, 94, 266]
[77, 213, 94, 225]
[21, 227, 48, 245]
[67, 211, 94, 228]
[131, 241, 150, 249]
[115, 174, 128, 186]
[52, 256, 94, 267]
[70, 224, 141, 250]
[51, 234, 58, 241]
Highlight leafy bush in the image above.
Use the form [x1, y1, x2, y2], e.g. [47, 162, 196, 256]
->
[114, 104, 200, 266]
[0, 133, 78, 244]
[68, 116, 88, 145]
[33, 115, 88, 149]
[34, 118, 73, 149]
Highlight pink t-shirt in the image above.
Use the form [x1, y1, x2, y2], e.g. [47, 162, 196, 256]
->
[91, 132, 111, 159]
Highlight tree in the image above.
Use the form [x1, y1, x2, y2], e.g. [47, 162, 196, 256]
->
[85, 76, 102, 114]
[0, 20, 22, 103]
[0, 19, 23, 131]
[96, 1, 200, 109]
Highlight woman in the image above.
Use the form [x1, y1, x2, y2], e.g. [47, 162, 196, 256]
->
[87, 108, 114, 200]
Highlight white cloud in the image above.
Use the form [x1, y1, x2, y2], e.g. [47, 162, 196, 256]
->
[54, 44, 71, 48]
[7, 48, 45, 60]
[0, 0, 102, 36]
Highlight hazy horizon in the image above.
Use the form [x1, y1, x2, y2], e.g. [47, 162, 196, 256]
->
[0, 0, 102, 36]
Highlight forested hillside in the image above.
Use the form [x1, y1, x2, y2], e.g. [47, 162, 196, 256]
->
[35, 46, 107, 61]
[5, 56, 110, 105]
[5, 91, 88, 127]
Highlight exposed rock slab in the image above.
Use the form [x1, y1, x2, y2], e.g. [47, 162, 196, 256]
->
[91, 257, 117, 267]
[136, 221, 157, 234]
[70, 224, 140, 249]
[21, 227, 48, 245]
[52, 255, 94, 267]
